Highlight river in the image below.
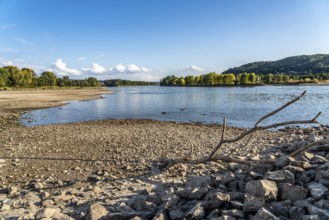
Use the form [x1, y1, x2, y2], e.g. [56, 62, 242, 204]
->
[20, 85, 329, 128]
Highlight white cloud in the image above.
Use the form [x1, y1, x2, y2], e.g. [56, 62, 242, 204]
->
[111, 63, 127, 73]
[78, 56, 86, 61]
[1, 24, 16, 29]
[185, 65, 205, 72]
[52, 58, 81, 76]
[127, 64, 140, 72]
[1, 60, 13, 66]
[110, 63, 151, 74]
[82, 63, 107, 74]
[141, 67, 151, 72]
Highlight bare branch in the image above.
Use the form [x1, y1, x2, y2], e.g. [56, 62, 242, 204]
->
[255, 91, 306, 126]
[161, 91, 321, 168]
[290, 139, 329, 157]
[206, 117, 226, 160]
[221, 117, 227, 141]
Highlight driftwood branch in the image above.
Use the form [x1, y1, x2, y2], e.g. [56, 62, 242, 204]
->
[161, 91, 321, 167]
[290, 139, 329, 157]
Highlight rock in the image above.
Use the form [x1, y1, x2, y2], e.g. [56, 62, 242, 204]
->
[152, 211, 167, 220]
[205, 190, 230, 209]
[308, 204, 329, 220]
[275, 155, 293, 168]
[185, 203, 205, 220]
[307, 182, 328, 200]
[283, 165, 305, 175]
[116, 202, 135, 213]
[246, 180, 278, 202]
[265, 170, 295, 184]
[271, 200, 291, 217]
[217, 171, 236, 185]
[302, 215, 320, 220]
[229, 201, 244, 210]
[251, 207, 279, 220]
[243, 193, 264, 213]
[8, 185, 18, 194]
[315, 164, 329, 181]
[105, 213, 135, 220]
[35, 208, 57, 219]
[289, 206, 305, 220]
[226, 192, 244, 201]
[278, 183, 308, 202]
[169, 210, 185, 220]
[178, 175, 211, 199]
[34, 182, 45, 189]
[290, 161, 311, 169]
[86, 203, 108, 220]
[42, 199, 54, 207]
[206, 209, 220, 219]
[313, 199, 329, 210]
[1, 203, 11, 211]
[318, 178, 329, 188]
[294, 199, 313, 209]
[221, 209, 245, 218]
[52, 211, 74, 220]
[211, 216, 236, 220]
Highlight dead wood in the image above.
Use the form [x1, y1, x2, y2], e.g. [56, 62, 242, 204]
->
[160, 91, 321, 168]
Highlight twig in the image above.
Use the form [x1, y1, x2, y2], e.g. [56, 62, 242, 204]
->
[255, 91, 306, 126]
[290, 139, 329, 157]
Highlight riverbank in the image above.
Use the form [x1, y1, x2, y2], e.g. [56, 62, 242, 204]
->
[0, 87, 111, 113]
[0, 89, 328, 219]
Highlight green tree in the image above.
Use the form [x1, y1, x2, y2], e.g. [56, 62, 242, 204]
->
[240, 73, 249, 84]
[179, 77, 186, 86]
[39, 71, 57, 86]
[3, 66, 21, 86]
[185, 75, 195, 86]
[87, 77, 99, 87]
[20, 68, 34, 86]
[248, 72, 257, 84]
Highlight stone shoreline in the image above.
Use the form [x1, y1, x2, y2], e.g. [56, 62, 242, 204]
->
[1, 89, 329, 219]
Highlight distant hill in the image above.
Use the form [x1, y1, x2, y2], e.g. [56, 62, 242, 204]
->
[222, 54, 329, 75]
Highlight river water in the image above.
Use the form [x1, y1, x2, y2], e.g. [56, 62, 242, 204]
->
[20, 85, 329, 128]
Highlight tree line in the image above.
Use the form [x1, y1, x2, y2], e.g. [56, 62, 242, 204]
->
[0, 66, 100, 88]
[160, 72, 328, 86]
[104, 79, 158, 87]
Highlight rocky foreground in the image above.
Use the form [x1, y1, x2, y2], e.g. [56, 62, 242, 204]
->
[1, 108, 329, 219]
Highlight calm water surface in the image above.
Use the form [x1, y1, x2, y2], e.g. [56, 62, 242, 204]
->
[21, 86, 329, 128]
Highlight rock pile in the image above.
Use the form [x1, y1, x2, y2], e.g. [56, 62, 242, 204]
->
[1, 146, 329, 219]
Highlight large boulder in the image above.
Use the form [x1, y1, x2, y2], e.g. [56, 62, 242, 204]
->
[278, 183, 308, 202]
[246, 180, 278, 202]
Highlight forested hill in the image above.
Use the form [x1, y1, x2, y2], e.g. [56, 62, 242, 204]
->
[222, 54, 329, 75]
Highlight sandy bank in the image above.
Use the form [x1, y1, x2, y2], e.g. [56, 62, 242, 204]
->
[0, 87, 111, 112]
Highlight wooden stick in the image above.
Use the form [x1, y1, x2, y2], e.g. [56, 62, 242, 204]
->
[290, 139, 329, 157]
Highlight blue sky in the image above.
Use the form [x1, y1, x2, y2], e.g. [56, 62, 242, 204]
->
[1, 0, 329, 81]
